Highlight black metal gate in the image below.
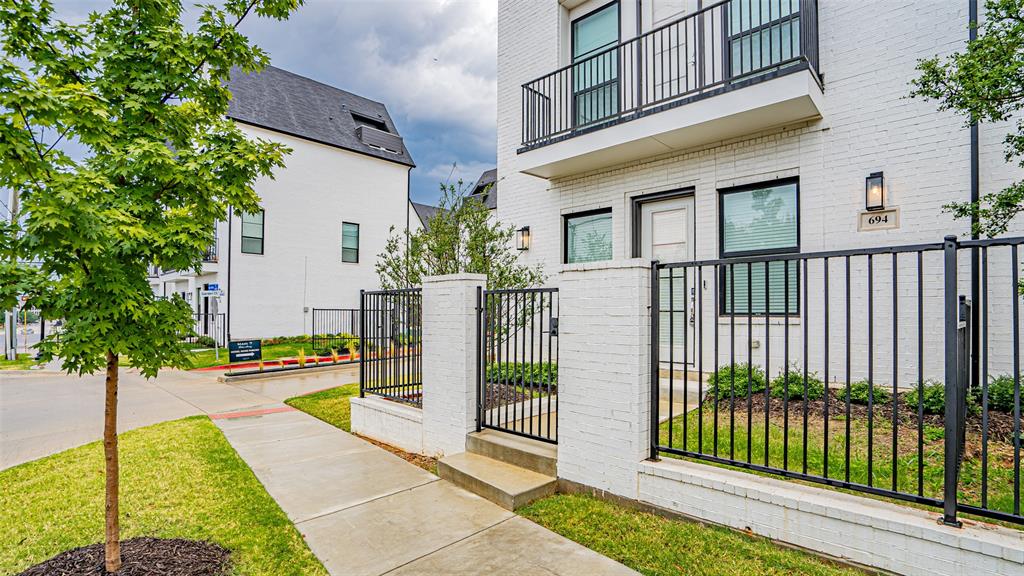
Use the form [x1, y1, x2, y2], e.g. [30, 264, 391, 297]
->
[359, 289, 422, 407]
[312, 308, 360, 352]
[477, 287, 559, 444]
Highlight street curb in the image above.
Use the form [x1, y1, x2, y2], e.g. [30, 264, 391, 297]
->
[217, 362, 356, 383]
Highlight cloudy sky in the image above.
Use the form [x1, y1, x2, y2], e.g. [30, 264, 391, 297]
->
[47, 0, 498, 206]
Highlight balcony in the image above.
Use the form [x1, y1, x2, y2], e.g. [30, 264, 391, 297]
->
[202, 238, 218, 263]
[517, 0, 823, 179]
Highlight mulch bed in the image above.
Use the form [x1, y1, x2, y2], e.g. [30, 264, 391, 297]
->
[18, 537, 230, 576]
[481, 381, 546, 410]
[702, 390, 1019, 444]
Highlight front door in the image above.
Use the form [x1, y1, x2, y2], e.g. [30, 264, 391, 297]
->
[639, 195, 695, 365]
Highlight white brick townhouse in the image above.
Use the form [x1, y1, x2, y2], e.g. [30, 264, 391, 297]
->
[150, 66, 419, 340]
[497, 0, 1024, 384]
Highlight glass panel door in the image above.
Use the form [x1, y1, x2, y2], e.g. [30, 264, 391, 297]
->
[573, 2, 620, 126]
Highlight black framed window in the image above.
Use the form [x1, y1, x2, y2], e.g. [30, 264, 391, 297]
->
[719, 179, 799, 315]
[572, 1, 619, 126]
[342, 222, 359, 263]
[728, 0, 802, 78]
[564, 208, 613, 264]
[240, 210, 264, 255]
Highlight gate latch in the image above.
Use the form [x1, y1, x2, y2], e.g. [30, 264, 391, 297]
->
[550, 317, 559, 337]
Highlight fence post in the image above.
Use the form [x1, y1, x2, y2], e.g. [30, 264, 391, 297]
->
[475, 286, 483, 433]
[650, 261, 661, 460]
[941, 235, 963, 527]
[359, 290, 366, 399]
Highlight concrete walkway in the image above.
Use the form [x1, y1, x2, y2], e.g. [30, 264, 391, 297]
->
[215, 408, 638, 576]
[0, 365, 357, 470]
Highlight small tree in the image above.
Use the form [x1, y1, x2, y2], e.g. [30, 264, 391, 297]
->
[0, 0, 299, 571]
[912, 0, 1024, 236]
[377, 181, 543, 289]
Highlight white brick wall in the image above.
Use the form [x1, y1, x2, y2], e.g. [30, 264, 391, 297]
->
[350, 395, 425, 455]
[421, 273, 486, 457]
[557, 260, 651, 497]
[640, 458, 1024, 576]
[497, 0, 1024, 386]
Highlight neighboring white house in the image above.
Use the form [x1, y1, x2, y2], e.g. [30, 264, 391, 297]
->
[150, 65, 416, 340]
[497, 0, 1024, 383]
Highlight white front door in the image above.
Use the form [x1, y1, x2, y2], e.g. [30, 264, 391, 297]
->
[639, 195, 695, 365]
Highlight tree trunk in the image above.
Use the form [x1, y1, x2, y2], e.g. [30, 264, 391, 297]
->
[104, 350, 121, 573]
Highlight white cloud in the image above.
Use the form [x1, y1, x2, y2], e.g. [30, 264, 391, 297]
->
[425, 159, 494, 186]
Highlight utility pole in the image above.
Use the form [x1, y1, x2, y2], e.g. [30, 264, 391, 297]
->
[5, 187, 19, 360]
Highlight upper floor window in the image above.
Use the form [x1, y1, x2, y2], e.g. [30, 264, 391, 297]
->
[241, 210, 264, 255]
[564, 208, 613, 264]
[729, 0, 802, 77]
[342, 222, 359, 263]
[351, 112, 389, 133]
[572, 1, 620, 126]
[719, 179, 799, 315]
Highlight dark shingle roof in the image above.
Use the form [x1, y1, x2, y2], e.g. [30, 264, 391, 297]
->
[469, 168, 497, 210]
[226, 66, 415, 167]
[412, 202, 439, 230]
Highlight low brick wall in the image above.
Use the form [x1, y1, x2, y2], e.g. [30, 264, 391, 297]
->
[639, 458, 1024, 576]
[350, 396, 425, 455]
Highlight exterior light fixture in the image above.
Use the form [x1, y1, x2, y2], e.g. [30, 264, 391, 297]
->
[865, 172, 885, 211]
[516, 226, 531, 251]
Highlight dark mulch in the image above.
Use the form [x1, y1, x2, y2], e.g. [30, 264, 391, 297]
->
[481, 381, 534, 410]
[702, 391, 1019, 444]
[18, 537, 231, 576]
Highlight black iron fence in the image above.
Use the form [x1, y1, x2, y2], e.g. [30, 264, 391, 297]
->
[359, 289, 422, 407]
[188, 313, 225, 347]
[477, 287, 559, 444]
[311, 308, 360, 353]
[522, 0, 819, 147]
[652, 235, 1022, 526]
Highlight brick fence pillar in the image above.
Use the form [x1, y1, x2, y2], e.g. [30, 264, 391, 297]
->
[421, 273, 487, 457]
[556, 260, 652, 498]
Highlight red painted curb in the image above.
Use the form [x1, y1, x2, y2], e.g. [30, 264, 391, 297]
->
[209, 406, 298, 420]
[191, 354, 355, 372]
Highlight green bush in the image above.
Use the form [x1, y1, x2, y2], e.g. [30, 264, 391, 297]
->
[837, 380, 891, 405]
[769, 368, 825, 401]
[194, 335, 217, 349]
[263, 334, 312, 345]
[977, 375, 1019, 413]
[486, 362, 557, 387]
[706, 363, 766, 400]
[906, 380, 947, 415]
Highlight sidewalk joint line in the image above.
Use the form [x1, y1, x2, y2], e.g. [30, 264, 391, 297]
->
[378, 516, 517, 575]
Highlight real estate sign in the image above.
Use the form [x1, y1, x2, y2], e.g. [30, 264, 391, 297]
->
[228, 339, 262, 363]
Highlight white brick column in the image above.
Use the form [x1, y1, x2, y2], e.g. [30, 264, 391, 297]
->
[557, 259, 652, 498]
[421, 273, 486, 457]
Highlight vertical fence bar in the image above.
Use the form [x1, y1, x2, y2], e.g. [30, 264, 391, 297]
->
[651, 263, 662, 459]
[359, 291, 366, 398]
[942, 235, 962, 526]
[476, 286, 483, 432]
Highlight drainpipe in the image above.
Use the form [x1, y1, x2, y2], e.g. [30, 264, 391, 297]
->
[406, 167, 412, 289]
[226, 206, 233, 345]
[969, 0, 980, 391]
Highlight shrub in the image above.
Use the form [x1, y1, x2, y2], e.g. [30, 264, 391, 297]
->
[263, 334, 312, 346]
[769, 368, 825, 401]
[906, 380, 947, 415]
[837, 380, 891, 405]
[194, 335, 217, 349]
[706, 363, 766, 400]
[977, 375, 1018, 413]
[486, 362, 557, 387]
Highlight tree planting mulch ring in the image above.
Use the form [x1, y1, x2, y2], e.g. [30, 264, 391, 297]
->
[18, 537, 231, 576]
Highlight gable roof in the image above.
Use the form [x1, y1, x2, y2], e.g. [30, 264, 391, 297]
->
[226, 66, 415, 167]
[469, 168, 497, 210]
[411, 202, 440, 230]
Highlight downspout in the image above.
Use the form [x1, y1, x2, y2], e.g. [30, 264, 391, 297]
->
[406, 167, 412, 288]
[226, 207, 233, 345]
[969, 0, 980, 391]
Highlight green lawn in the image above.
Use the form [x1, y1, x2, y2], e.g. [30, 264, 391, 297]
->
[285, 383, 360, 431]
[659, 405, 1022, 524]
[519, 494, 870, 576]
[0, 416, 327, 576]
[187, 342, 338, 369]
[0, 353, 40, 370]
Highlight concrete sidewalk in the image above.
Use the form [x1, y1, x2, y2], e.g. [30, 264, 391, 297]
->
[215, 408, 638, 576]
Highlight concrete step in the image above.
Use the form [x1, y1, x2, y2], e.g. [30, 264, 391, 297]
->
[437, 452, 557, 511]
[466, 429, 557, 476]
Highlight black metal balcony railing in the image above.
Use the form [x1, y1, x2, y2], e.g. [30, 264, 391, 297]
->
[202, 237, 218, 263]
[521, 0, 819, 148]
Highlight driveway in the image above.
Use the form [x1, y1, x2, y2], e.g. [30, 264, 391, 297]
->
[0, 365, 356, 470]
